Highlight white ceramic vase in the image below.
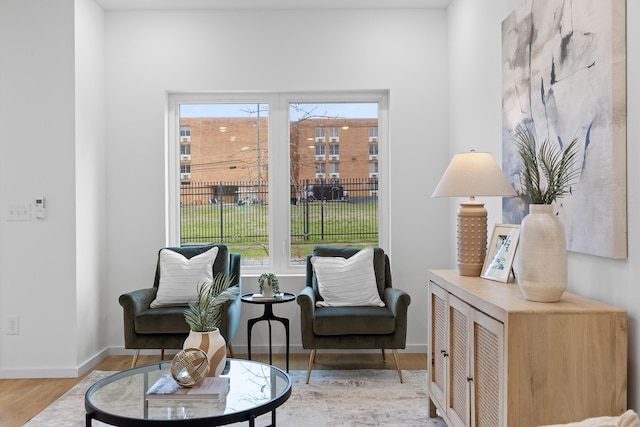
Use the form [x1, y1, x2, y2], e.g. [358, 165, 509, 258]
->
[262, 281, 273, 297]
[517, 204, 568, 302]
[183, 328, 227, 376]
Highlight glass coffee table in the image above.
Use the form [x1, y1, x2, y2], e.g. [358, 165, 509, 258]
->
[85, 359, 291, 426]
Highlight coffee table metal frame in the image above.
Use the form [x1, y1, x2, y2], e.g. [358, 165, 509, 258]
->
[241, 292, 296, 372]
[85, 359, 291, 427]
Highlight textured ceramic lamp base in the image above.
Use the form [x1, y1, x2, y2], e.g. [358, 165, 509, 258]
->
[457, 201, 487, 276]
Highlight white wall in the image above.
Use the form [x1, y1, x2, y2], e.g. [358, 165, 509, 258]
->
[0, 0, 81, 377]
[448, 0, 640, 410]
[102, 8, 451, 356]
[7, 1, 635, 411]
[75, 0, 108, 369]
[0, 0, 107, 378]
[0, 1, 451, 378]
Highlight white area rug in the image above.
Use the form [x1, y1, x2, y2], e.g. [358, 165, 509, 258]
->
[25, 369, 446, 427]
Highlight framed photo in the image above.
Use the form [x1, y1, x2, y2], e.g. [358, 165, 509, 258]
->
[481, 224, 520, 283]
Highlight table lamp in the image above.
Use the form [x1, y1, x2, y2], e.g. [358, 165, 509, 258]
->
[432, 150, 516, 276]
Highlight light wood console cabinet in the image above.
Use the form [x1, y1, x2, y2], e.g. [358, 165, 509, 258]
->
[427, 270, 627, 427]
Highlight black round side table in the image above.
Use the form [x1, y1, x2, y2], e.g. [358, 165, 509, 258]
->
[241, 292, 296, 372]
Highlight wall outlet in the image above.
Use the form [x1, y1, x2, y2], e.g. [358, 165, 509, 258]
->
[7, 316, 19, 335]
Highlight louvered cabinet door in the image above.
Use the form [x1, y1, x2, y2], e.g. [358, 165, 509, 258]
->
[469, 309, 504, 427]
[429, 283, 448, 412]
[447, 294, 471, 427]
[428, 270, 626, 427]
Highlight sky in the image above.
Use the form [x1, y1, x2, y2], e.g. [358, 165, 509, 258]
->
[180, 102, 378, 120]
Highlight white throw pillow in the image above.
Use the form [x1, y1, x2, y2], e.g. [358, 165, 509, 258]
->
[150, 246, 219, 308]
[311, 247, 385, 307]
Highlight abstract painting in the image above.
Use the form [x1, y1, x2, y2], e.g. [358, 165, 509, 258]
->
[501, 0, 627, 258]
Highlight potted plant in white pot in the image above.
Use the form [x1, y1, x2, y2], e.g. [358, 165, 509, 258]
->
[258, 273, 279, 298]
[514, 124, 580, 302]
[183, 273, 240, 376]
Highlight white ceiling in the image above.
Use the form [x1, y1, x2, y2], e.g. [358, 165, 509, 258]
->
[95, 0, 451, 11]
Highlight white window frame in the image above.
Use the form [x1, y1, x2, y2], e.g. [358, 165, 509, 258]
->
[180, 143, 191, 161]
[369, 126, 378, 142]
[167, 91, 390, 275]
[180, 125, 191, 142]
[180, 163, 191, 179]
[369, 143, 378, 160]
[369, 161, 379, 178]
[329, 126, 340, 142]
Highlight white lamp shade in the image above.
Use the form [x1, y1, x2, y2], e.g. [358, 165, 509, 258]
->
[431, 151, 516, 198]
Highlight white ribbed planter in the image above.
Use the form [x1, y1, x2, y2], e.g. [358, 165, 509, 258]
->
[183, 328, 227, 376]
[517, 204, 568, 302]
[262, 281, 273, 297]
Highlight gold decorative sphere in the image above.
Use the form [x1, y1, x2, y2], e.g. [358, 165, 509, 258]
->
[171, 347, 210, 387]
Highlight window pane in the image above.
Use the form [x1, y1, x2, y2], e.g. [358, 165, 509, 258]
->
[179, 103, 269, 265]
[289, 102, 379, 265]
[329, 126, 340, 141]
[369, 126, 378, 141]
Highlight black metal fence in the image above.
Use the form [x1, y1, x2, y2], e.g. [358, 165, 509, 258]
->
[180, 178, 379, 247]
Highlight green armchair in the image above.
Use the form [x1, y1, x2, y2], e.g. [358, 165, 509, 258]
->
[297, 246, 411, 383]
[119, 244, 241, 367]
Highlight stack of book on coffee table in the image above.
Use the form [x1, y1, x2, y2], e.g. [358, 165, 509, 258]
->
[146, 376, 230, 401]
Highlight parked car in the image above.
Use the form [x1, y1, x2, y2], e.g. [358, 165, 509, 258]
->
[304, 184, 346, 202]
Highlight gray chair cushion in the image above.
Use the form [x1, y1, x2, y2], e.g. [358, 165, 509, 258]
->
[313, 306, 395, 335]
[135, 306, 190, 334]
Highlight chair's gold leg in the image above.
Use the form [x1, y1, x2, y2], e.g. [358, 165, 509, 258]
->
[305, 349, 316, 384]
[131, 350, 140, 368]
[160, 349, 165, 361]
[381, 349, 386, 362]
[392, 349, 403, 383]
[228, 343, 234, 358]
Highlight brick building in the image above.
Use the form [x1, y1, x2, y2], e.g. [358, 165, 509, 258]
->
[291, 118, 379, 183]
[179, 117, 379, 188]
[179, 117, 270, 184]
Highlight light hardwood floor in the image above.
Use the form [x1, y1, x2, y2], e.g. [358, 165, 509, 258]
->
[0, 352, 427, 427]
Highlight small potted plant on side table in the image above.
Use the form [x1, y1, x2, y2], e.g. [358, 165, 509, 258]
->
[258, 273, 280, 298]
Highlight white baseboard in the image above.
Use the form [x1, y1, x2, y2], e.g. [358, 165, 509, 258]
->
[0, 344, 428, 379]
[110, 343, 427, 356]
[0, 347, 110, 379]
[77, 348, 111, 376]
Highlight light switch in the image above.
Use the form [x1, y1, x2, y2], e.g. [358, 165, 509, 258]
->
[8, 204, 31, 221]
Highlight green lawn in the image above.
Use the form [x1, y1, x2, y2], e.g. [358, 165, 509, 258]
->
[181, 202, 378, 262]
